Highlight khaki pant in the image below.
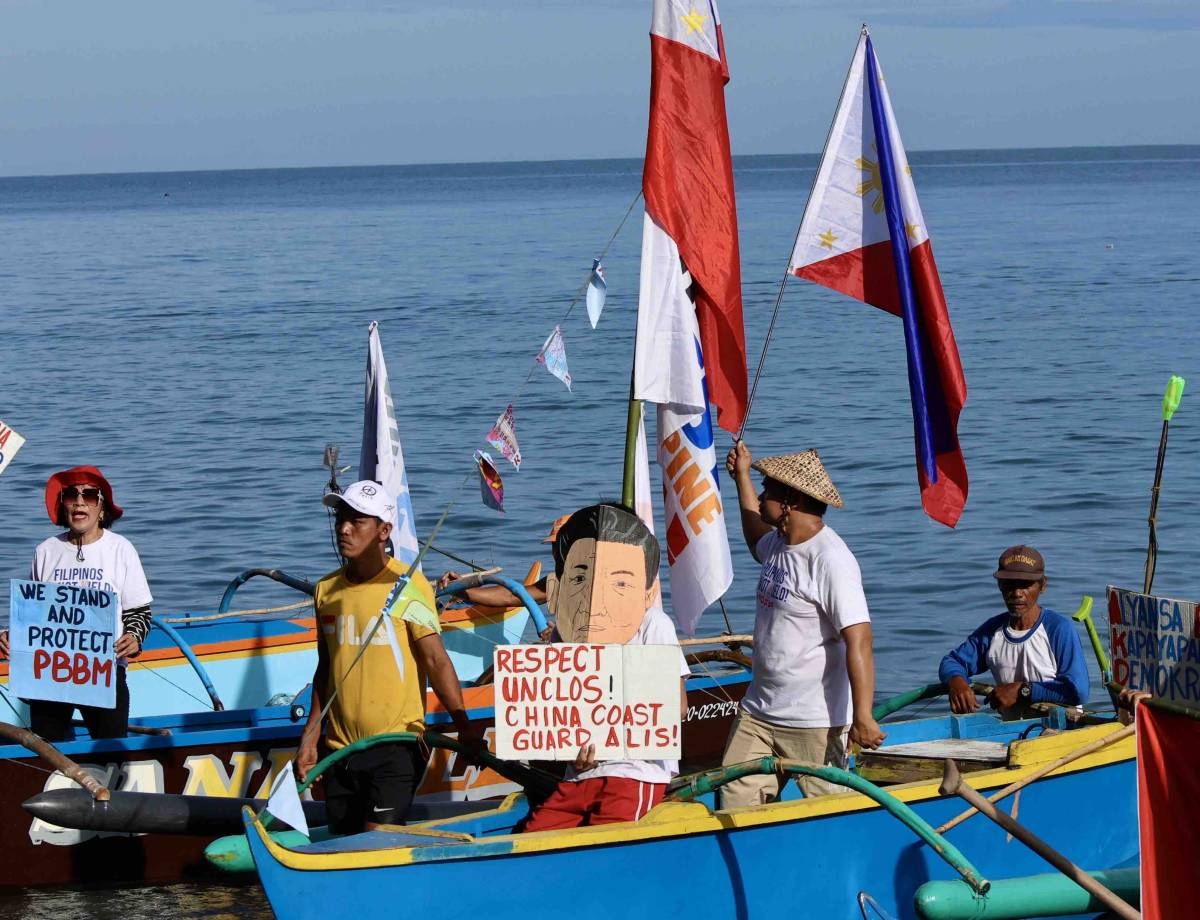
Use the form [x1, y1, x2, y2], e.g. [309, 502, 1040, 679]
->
[719, 709, 848, 809]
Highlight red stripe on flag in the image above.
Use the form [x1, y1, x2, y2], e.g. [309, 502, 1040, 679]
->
[1138, 704, 1200, 919]
[793, 240, 903, 318]
[911, 242, 967, 527]
[643, 33, 747, 434]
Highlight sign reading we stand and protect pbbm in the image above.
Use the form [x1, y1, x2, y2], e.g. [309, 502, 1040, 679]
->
[1108, 585, 1200, 708]
[8, 580, 118, 708]
[493, 644, 682, 760]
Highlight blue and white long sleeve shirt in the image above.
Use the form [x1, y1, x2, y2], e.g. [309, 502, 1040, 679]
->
[938, 608, 1089, 706]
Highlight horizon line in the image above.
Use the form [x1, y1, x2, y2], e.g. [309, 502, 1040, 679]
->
[2, 142, 1197, 183]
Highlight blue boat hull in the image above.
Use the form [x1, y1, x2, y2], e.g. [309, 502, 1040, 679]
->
[246, 722, 1137, 920]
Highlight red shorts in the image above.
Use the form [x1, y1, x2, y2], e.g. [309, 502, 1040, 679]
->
[522, 777, 665, 833]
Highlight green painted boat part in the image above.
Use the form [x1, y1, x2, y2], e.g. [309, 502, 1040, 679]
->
[205, 827, 335, 873]
[872, 683, 947, 720]
[914, 866, 1139, 919]
[668, 757, 989, 896]
[1162, 375, 1185, 421]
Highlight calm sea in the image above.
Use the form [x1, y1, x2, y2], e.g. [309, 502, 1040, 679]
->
[1, 146, 1198, 914]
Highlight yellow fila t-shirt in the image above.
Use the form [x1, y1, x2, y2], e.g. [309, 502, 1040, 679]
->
[314, 557, 438, 750]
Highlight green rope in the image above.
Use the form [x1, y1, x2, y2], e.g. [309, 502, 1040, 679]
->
[668, 757, 990, 896]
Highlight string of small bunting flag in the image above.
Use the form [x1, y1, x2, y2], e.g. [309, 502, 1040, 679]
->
[475, 194, 639, 513]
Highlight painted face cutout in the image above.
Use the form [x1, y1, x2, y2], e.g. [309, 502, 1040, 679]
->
[551, 537, 651, 644]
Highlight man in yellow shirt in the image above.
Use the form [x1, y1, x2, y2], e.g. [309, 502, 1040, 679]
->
[297, 480, 480, 834]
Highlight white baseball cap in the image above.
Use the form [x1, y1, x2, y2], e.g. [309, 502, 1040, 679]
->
[322, 480, 396, 522]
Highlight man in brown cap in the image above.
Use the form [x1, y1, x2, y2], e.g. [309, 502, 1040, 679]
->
[719, 442, 885, 806]
[939, 545, 1089, 718]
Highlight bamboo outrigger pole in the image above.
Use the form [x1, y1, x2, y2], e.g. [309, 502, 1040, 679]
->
[1143, 374, 1185, 594]
[940, 759, 1140, 920]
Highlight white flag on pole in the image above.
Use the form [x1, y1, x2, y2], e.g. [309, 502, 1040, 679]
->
[634, 233, 734, 635]
[586, 259, 607, 329]
[266, 760, 309, 837]
[360, 321, 420, 567]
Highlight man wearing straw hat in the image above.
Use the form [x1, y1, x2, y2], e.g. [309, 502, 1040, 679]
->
[720, 443, 885, 805]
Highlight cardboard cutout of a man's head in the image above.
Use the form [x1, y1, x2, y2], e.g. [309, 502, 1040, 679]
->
[549, 503, 659, 644]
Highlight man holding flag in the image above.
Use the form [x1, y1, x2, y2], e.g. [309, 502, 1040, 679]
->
[720, 442, 884, 806]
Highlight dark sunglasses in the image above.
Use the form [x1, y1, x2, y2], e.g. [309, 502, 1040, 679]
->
[61, 486, 103, 505]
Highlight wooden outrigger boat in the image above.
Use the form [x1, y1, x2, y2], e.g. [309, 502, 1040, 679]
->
[4, 572, 749, 889]
[236, 690, 1138, 920]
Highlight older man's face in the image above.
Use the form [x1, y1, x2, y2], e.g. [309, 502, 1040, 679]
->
[551, 537, 650, 644]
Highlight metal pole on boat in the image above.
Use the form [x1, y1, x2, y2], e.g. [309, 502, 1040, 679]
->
[938, 759, 1140, 920]
[1143, 374, 1185, 594]
[736, 29, 864, 442]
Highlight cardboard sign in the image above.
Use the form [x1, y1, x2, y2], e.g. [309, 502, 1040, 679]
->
[9, 580, 118, 708]
[1108, 585, 1200, 709]
[0, 420, 25, 477]
[493, 643, 681, 761]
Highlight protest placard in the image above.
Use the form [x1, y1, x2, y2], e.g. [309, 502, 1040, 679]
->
[492, 643, 682, 761]
[0, 420, 25, 478]
[1108, 585, 1200, 710]
[9, 580, 118, 708]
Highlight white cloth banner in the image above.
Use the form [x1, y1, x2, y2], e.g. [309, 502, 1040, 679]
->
[633, 220, 733, 634]
[266, 760, 310, 837]
[633, 214, 706, 416]
[360, 321, 420, 567]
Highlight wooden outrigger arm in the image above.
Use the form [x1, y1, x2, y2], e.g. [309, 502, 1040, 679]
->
[939, 759, 1139, 920]
[0, 721, 110, 801]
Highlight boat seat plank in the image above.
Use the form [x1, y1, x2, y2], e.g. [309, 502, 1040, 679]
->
[871, 739, 1009, 761]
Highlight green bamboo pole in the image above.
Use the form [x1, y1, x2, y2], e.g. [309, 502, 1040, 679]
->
[621, 390, 641, 508]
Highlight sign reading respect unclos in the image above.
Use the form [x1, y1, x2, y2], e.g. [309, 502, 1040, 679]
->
[493, 643, 682, 761]
[9, 580, 118, 708]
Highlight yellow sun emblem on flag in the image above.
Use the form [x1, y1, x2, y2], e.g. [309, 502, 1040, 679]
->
[681, 7, 708, 33]
[856, 151, 884, 215]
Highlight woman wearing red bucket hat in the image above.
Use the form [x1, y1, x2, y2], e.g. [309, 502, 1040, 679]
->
[0, 466, 153, 741]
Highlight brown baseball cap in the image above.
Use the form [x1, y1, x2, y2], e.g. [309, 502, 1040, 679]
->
[994, 545, 1045, 581]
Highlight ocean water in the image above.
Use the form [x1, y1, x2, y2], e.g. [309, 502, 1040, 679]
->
[1, 146, 1198, 912]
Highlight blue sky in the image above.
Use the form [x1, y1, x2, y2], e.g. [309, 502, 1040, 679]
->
[2, 0, 1197, 176]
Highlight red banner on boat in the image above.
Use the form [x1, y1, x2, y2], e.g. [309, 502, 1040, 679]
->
[1137, 702, 1200, 919]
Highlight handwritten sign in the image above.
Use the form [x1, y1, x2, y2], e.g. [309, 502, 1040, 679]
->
[0, 420, 25, 477]
[493, 644, 681, 761]
[9, 580, 118, 708]
[1108, 585, 1200, 709]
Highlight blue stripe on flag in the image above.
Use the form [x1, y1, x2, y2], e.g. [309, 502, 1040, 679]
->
[864, 36, 937, 484]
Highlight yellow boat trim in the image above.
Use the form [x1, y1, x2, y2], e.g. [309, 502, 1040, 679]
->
[251, 725, 1135, 873]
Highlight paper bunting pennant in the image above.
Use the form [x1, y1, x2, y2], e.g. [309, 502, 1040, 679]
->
[487, 404, 522, 470]
[536, 325, 573, 391]
[586, 258, 607, 329]
[474, 450, 505, 513]
[0, 420, 26, 478]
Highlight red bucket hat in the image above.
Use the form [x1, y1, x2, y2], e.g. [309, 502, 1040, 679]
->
[44, 466, 124, 526]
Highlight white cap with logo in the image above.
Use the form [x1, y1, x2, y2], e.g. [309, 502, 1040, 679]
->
[321, 480, 397, 522]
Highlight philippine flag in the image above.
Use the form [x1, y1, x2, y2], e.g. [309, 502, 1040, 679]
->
[789, 30, 968, 528]
[635, 0, 747, 436]
[634, 0, 742, 633]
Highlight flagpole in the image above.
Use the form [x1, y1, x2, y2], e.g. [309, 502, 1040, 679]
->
[737, 24, 870, 441]
[621, 385, 641, 507]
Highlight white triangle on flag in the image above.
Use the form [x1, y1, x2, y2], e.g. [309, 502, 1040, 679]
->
[266, 760, 310, 837]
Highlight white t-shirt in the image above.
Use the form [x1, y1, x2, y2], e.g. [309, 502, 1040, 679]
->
[740, 526, 870, 728]
[571, 606, 690, 785]
[30, 530, 153, 664]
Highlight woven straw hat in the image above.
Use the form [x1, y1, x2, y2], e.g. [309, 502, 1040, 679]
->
[752, 449, 844, 509]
